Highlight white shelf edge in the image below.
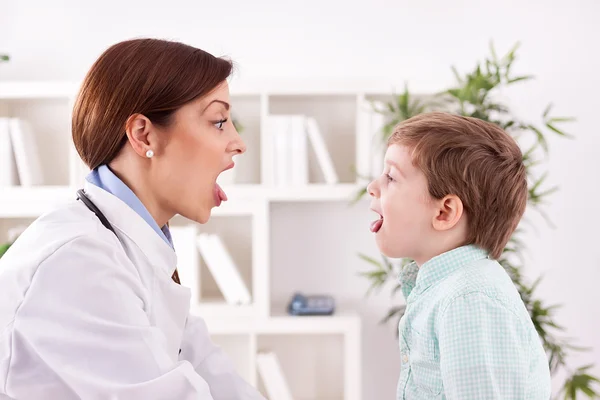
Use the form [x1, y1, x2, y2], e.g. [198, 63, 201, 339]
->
[0, 81, 79, 99]
[203, 311, 361, 335]
[190, 302, 257, 319]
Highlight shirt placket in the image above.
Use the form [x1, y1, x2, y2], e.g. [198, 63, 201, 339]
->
[397, 315, 412, 399]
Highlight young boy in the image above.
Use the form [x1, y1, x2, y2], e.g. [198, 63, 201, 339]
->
[367, 112, 551, 399]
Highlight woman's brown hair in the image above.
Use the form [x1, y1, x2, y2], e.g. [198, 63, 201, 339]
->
[72, 38, 233, 170]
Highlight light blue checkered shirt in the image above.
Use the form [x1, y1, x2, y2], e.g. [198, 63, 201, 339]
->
[396, 245, 551, 399]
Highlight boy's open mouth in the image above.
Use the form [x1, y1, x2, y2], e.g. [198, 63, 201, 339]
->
[370, 210, 383, 233]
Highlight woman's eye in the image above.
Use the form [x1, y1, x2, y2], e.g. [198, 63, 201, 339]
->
[214, 118, 227, 130]
[386, 173, 394, 182]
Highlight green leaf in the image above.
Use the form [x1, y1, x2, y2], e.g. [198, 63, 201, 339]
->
[543, 103, 553, 118]
[508, 75, 534, 84]
[350, 186, 368, 204]
[546, 123, 573, 138]
[530, 171, 549, 194]
[0, 54, 9, 62]
[357, 253, 383, 269]
[527, 125, 549, 153]
[489, 41, 498, 62]
[380, 305, 406, 324]
[575, 364, 597, 372]
[560, 366, 600, 400]
[548, 117, 576, 123]
[451, 65, 463, 84]
[0, 243, 10, 258]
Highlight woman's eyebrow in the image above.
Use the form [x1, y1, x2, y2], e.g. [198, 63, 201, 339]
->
[202, 100, 230, 113]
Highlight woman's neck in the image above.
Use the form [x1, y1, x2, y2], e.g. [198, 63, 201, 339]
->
[107, 157, 173, 227]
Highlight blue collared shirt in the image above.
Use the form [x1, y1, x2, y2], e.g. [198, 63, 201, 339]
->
[86, 164, 173, 249]
[396, 244, 551, 399]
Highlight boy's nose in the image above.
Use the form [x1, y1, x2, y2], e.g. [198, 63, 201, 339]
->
[367, 179, 380, 198]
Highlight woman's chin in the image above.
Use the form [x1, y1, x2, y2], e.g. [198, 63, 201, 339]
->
[178, 203, 211, 224]
[195, 207, 211, 224]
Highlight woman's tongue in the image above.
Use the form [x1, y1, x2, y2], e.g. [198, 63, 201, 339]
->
[214, 183, 227, 206]
[371, 217, 383, 233]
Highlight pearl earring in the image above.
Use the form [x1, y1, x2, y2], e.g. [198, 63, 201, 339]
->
[146, 149, 154, 158]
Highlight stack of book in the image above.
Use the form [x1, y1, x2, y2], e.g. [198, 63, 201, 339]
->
[170, 226, 251, 306]
[0, 117, 43, 187]
[265, 115, 339, 186]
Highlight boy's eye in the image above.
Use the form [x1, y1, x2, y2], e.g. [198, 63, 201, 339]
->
[386, 173, 394, 182]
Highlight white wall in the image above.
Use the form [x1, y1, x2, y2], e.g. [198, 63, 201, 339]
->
[2, 0, 599, 398]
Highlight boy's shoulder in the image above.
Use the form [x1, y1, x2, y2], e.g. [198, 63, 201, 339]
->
[436, 257, 527, 319]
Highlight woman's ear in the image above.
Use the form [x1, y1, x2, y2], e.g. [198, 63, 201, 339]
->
[125, 113, 155, 158]
[432, 194, 464, 231]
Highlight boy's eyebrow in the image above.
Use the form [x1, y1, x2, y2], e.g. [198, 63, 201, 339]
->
[386, 159, 407, 178]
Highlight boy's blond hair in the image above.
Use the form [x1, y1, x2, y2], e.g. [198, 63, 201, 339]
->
[388, 112, 527, 259]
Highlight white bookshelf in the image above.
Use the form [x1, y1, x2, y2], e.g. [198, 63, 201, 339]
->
[0, 79, 398, 400]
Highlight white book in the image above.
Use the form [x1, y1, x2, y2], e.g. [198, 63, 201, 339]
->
[272, 117, 289, 187]
[8, 118, 43, 186]
[369, 106, 386, 179]
[290, 115, 308, 186]
[256, 352, 294, 400]
[269, 115, 308, 187]
[170, 226, 200, 306]
[207, 234, 251, 304]
[196, 233, 251, 305]
[356, 100, 386, 182]
[305, 117, 338, 184]
[0, 118, 19, 186]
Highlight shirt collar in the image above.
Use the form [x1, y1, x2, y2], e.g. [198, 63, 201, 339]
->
[86, 164, 173, 249]
[408, 244, 489, 300]
[81, 180, 178, 279]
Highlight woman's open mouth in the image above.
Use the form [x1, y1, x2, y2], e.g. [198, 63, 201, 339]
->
[214, 163, 234, 207]
[213, 183, 227, 207]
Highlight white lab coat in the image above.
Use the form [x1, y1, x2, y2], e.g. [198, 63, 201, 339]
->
[0, 182, 265, 400]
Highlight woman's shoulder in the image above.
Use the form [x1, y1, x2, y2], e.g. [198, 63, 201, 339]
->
[0, 199, 120, 279]
[0, 200, 134, 336]
[15, 200, 113, 251]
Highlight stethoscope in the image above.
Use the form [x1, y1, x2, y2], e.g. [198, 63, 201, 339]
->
[76, 189, 116, 235]
[75, 188, 182, 352]
[76, 188, 182, 286]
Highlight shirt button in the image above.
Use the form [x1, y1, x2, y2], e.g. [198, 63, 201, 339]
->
[402, 354, 409, 363]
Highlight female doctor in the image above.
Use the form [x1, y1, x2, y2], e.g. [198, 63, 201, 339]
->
[0, 38, 265, 400]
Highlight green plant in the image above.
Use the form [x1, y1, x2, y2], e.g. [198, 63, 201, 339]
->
[355, 42, 599, 399]
[0, 54, 9, 62]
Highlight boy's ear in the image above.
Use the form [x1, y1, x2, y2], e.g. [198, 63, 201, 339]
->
[432, 194, 464, 231]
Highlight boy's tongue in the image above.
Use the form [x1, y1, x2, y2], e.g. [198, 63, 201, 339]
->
[371, 218, 383, 233]
[214, 183, 227, 206]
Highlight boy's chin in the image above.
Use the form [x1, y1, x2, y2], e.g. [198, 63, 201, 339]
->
[376, 238, 410, 260]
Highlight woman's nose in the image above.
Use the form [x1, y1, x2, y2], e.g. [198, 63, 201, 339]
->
[231, 130, 247, 155]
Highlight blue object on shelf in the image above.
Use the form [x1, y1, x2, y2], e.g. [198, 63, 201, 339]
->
[287, 292, 335, 316]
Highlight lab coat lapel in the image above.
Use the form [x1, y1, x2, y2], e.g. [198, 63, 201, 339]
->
[81, 182, 191, 360]
[82, 181, 177, 278]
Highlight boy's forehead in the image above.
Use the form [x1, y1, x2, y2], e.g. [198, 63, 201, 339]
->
[386, 144, 414, 167]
